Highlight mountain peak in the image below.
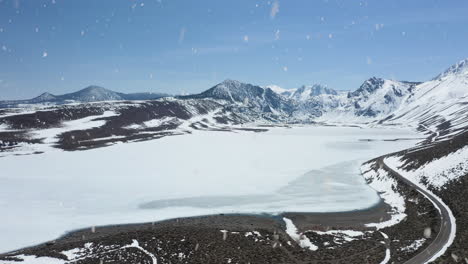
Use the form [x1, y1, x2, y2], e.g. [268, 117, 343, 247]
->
[64, 85, 123, 102]
[31, 92, 57, 102]
[80, 85, 109, 92]
[37, 92, 55, 98]
[348, 77, 385, 98]
[217, 79, 243, 88]
[434, 58, 468, 80]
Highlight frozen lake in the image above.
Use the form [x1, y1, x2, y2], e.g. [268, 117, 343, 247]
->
[0, 125, 420, 253]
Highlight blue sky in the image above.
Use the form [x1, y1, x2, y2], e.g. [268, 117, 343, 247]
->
[0, 0, 467, 99]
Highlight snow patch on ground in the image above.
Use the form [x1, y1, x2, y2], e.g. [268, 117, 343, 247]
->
[361, 162, 407, 229]
[122, 240, 158, 264]
[283, 217, 318, 251]
[314, 230, 365, 243]
[397, 146, 468, 189]
[124, 117, 178, 130]
[401, 238, 426, 253]
[0, 255, 66, 264]
[385, 156, 457, 264]
[35, 111, 117, 141]
[0, 123, 13, 132]
[378, 232, 391, 264]
[3, 239, 157, 264]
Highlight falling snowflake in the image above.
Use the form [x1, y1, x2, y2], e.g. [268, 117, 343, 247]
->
[328, 33, 333, 39]
[1, 45, 6, 52]
[178, 27, 186, 44]
[35, 27, 39, 33]
[401, 31, 406, 36]
[243, 35, 249, 43]
[283, 66, 288, 72]
[270, 1, 279, 19]
[375, 23, 384, 31]
[275, 30, 280, 40]
[306, 35, 311, 40]
[80, 30, 85, 36]
[366, 56, 372, 65]
[42, 51, 48, 58]
[424, 227, 432, 238]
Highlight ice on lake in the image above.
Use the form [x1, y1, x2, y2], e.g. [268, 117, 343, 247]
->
[0, 125, 420, 252]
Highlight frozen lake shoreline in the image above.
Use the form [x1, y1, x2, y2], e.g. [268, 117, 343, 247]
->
[0, 125, 421, 253]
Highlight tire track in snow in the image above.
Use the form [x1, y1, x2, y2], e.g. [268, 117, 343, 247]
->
[122, 240, 158, 264]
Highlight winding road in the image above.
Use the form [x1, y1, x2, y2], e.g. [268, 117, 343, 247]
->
[378, 157, 454, 264]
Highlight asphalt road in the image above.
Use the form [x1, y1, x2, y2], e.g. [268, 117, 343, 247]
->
[378, 157, 453, 264]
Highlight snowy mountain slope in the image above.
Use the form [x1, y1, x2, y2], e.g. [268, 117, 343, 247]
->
[313, 78, 417, 123]
[347, 78, 419, 118]
[264, 85, 296, 97]
[289, 84, 338, 102]
[183, 79, 295, 115]
[381, 58, 468, 138]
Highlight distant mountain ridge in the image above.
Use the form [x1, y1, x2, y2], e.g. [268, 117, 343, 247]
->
[0, 86, 170, 108]
[1, 58, 468, 139]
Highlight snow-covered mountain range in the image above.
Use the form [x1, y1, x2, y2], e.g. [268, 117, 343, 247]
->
[178, 58, 468, 138]
[0, 86, 169, 108]
[0, 58, 467, 151]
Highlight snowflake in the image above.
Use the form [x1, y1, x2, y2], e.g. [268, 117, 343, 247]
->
[270, 1, 279, 19]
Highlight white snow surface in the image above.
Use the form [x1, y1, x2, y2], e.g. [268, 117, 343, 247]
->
[0, 123, 13, 132]
[379, 231, 391, 264]
[264, 85, 295, 95]
[283, 217, 318, 251]
[361, 163, 407, 229]
[385, 156, 457, 264]
[122, 240, 157, 264]
[314, 230, 364, 241]
[391, 146, 468, 189]
[0, 255, 66, 264]
[0, 126, 419, 253]
[34, 111, 118, 144]
[380, 248, 391, 264]
[401, 238, 426, 253]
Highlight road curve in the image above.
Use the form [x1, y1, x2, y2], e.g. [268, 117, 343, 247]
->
[377, 157, 454, 264]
